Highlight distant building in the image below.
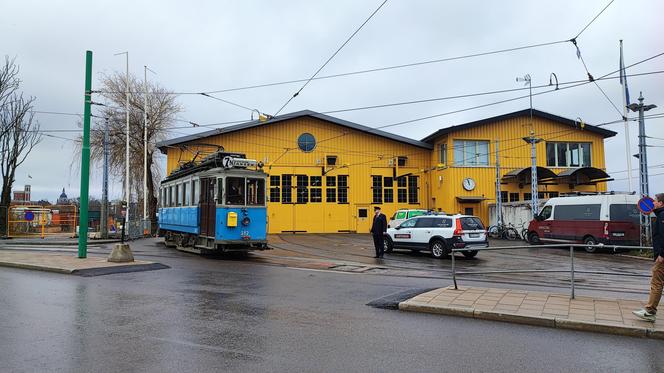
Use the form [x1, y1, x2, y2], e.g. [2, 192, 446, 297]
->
[11, 185, 31, 204]
[57, 188, 69, 205]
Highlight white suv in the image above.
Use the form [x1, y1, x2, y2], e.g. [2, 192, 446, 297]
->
[385, 215, 488, 259]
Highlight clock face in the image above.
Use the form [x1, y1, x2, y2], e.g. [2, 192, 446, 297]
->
[462, 178, 476, 191]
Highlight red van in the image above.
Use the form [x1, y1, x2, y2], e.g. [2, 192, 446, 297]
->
[527, 194, 641, 252]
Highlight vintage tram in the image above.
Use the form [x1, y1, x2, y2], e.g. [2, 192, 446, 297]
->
[158, 151, 269, 254]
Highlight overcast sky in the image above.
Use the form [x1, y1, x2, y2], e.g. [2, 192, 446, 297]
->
[2, 0, 663, 202]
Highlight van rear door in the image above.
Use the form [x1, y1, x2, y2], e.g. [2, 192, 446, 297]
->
[608, 203, 641, 244]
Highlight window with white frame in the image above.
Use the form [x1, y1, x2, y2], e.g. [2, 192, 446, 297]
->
[546, 142, 591, 167]
[453, 140, 489, 166]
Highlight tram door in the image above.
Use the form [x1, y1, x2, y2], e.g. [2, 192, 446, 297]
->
[199, 177, 216, 237]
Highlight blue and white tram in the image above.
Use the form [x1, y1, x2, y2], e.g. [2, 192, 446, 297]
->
[158, 151, 269, 254]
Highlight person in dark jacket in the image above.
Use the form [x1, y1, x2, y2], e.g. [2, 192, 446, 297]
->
[633, 193, 664, 322]
[370, 206, 388, 258]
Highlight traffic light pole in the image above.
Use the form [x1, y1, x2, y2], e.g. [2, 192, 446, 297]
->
[78, 50, 93, 258]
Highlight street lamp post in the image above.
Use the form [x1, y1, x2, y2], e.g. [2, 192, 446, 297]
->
[115, 51, 130, 237]
[628, 92, 657, 246]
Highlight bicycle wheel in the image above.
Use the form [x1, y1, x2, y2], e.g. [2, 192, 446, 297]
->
[505, 227, 519, 241]
[487, 225, 501, 239]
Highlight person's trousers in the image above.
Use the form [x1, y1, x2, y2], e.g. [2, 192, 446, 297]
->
[372, 234, 384, 257]
[645, 260, 664, 314]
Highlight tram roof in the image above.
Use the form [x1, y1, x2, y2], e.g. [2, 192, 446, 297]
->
[157, 110, 433, 152]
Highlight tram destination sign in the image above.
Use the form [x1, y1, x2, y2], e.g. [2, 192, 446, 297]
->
[222, 156, 257, 169]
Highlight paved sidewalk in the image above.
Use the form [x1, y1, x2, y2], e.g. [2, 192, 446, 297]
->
[399, 286, 664, 339]
[0, 250, 167, 276]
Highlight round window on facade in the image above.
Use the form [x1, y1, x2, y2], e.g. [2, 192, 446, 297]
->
[297, 133, 316, 152]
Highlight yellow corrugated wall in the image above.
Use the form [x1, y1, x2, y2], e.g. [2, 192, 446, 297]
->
[428, 116, 608, 224]
[164, 117, 431, 233]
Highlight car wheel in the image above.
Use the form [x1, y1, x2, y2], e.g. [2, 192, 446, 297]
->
[462, 250, 478, 258]
[384, 237, 393, 253]
[583, 236, 599, 253]
[430, 239, 448, 259]
[527, 232, 540, 245]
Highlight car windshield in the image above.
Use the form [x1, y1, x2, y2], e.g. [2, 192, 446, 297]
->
[460, 217, 484, 230]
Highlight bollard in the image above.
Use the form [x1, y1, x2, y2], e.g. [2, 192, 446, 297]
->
[451, 249, 458, 289]
[570, 246, 575, 299]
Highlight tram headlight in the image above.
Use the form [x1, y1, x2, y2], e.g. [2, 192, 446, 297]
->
[241, 217, 251, 226]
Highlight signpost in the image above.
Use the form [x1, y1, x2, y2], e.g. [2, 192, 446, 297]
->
[638, 196, 655, 215]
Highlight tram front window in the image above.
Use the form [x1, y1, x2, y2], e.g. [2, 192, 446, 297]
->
[247, 178, 265, 206]
[226, 177, 245, 205]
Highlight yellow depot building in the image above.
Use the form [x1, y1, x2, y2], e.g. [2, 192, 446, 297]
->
[157, 109, 616, 234]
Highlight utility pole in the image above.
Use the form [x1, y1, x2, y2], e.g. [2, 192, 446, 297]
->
[100, 117, 109, 239]
[143, 65, 156, 229]
[628, 92, 657, 246]
[143, 66, 148, 224]
[115, 51, 130, 237]
[78, 50, 93, 258]
[517, 73, 542, 218]
[620, 40, 634, 193]
[495, 139, 503, 226]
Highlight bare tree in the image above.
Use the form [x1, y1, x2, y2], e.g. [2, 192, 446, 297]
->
[0, 57, 41, 235]
[86, 72, 181, 230]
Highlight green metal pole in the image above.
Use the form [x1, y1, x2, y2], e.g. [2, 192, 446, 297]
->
[78, 50, 93, 258]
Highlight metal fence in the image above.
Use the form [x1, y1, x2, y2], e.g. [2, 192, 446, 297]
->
[7, 205, 78, 238]
[451, 243, 653, 299]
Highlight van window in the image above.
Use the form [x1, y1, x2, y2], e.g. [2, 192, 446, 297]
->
[610, 204, 640, 224]
[539, 206, 552, 220]
[396, 211, 407, 220]
[554, 204, 601, 220]
[408, 210, 426, 219]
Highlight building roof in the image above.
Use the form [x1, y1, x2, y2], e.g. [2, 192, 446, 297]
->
[157, 110, 433, 152]
[420, 109, 618, 143]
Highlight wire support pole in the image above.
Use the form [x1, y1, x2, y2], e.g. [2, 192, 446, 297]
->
[114, 51, 130, 231]
[143, 66, 148, 221]
[77, 51, 93, 258]
[570, 246, 575, 299]
[629, 93, 657, 246]
[495, 139, 502, 226]
[101, 117, 109, 239]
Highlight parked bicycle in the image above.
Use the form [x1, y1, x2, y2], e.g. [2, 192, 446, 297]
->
[487, 223, 520, 240]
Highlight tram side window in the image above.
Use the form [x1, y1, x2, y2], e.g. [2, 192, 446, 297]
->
[226, 177, 245, 205]
[217, 178, 224, 204]
[183, 182, 190, 206]
[168, 186, 173, 207]
[247, 178, 266, 206]
[192, 179, 199, 205]
[176, 184, 182, 206]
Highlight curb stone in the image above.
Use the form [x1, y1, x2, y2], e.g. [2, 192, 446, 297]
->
[398, 300, 664, 340]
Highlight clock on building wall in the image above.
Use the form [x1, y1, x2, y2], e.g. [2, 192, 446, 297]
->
[462, 177, 476, 191]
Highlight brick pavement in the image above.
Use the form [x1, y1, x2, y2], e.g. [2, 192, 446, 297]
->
[400, 286, 664, 339]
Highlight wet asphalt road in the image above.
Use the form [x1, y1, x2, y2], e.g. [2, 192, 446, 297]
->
[1, 237, 663, 372]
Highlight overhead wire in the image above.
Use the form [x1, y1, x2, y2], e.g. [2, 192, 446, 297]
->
[273, 0, 389, 116]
